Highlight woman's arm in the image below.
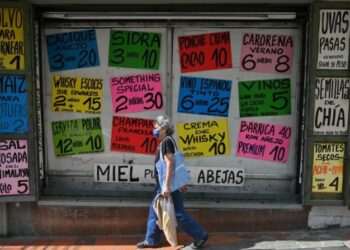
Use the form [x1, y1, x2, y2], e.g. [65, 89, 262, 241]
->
[162, 152, 174, 197]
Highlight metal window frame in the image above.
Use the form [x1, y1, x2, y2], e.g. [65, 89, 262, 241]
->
[38, 10, 307, 204]
[0, 1, 38, 203]
[302, 1, 350, 206]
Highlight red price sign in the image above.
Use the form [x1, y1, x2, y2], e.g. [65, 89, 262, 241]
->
[178, 31, 232, 73]
[110, 116, 159, 155]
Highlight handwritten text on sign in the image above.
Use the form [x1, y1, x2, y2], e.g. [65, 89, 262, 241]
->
[109, 30, 161, 70]
[0, 8, 25, 70]
[240, 33, 294, 74]
[317, 10, 350, 69]
[110, 116, 158, 155]
[236, 120, 291, 163]
[0, 76, 27, 133]
[52, 75, 103, 114]
[239, 78, 291, 117]
[178, 119, 230, 158]
[46, 29, 100, 72]
[110, 73, 163, 113]
[52, 117, 104, 156]
[178, 76, 231, 117]
[314, 78, 350, 135]
[0, 140, 29, 195]
[178, 31, 232, 73]
[94, 164, 244, 187]
[312, 143, 344, 193]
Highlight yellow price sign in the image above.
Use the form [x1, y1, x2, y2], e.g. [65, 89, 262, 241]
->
[0, 8, 25, 70]
[52, 75, 103, 114]
[312, 143, 344, 193]
[177, 119, 230, 158]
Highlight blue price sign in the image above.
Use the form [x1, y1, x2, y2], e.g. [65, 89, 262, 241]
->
[46, 29, 100, 72]
[0, 75, 28, 133]
[177, 76, 232, 117]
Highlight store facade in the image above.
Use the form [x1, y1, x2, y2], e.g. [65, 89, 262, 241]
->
[0, 0, 349, 235]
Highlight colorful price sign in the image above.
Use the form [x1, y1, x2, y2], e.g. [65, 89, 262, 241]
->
[177, 119, 230, 158]
[178, 76, 231, 117]
[110, 116, 158, 155]
[52, 75, 103, 114]
[240, 33, 294, 74]
[0, 75, 27, 133]
[46, 29, 100, 72]
[52, 117, 104, 156]
[0, 140, 29, 195]
[178, 31, 232, 73]
[236, 120, 291, 163]
[312, 143, 344, 193]
[0, 8, 25, 70]
[110, 73, 163, 114]
[239, 78, 291, 117]
[109, 30, 161, 70]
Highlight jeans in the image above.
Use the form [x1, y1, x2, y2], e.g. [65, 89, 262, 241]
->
[145, 185, 207, 245]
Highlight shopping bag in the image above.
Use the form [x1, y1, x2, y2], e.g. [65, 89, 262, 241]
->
[156, 137, 191, 192]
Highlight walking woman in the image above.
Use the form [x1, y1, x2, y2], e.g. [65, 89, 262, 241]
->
[137, 115, 208, 249]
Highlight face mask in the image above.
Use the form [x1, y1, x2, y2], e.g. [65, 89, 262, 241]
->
[153, 128, 160, 138]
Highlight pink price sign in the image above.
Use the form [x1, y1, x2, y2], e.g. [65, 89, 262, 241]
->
[110, 73, 163, 114]
[0, 140, 29, 195]
[236, 120, 291, 163]
[240, 33, 294, 74]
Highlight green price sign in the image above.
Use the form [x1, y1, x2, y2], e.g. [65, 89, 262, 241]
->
[52, 117, 104, 156]
[239, 78, 291, 117]
[108, 30, 161, 70]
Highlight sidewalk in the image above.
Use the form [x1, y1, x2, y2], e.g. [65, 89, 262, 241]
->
[1, 227, 350, 250]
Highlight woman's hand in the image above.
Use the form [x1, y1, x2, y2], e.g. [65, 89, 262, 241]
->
[180, 186, 188, 193]
[162, 186, 171, 198]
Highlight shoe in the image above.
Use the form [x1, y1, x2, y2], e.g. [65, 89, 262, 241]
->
[191, 233, 208, 249]
[136, 241, 161, 249]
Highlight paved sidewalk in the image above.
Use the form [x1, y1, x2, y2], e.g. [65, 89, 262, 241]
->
[1, 227, 350, 250]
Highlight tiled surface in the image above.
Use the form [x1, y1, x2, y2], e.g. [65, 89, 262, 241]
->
[0, 235, 187, 250]
[1, 227, 350, 250]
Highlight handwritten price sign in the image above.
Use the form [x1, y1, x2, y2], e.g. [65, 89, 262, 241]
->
[177, 119, 230, 158]
[178, 31, 232, 73]
[317, 10, 350, 69]
[52, 75, 103, 114]
[0, 75, 27, 133]
[314, 78, 350, 135]
[52, 117, 104, 156]
[240, 33, 294, 74]
[110, 116, 159, 155]
[46, 29, 100, 72]
[178, 76, 231, 117]
[312, 143, 344, 193]
[110, 73, 163, 114]
[236, 120, 291, 163]
[239, 78, 291, 117]
[0, 8, 25, 70]
[109, 30, 161, 70]
[0, 140, 29, 196]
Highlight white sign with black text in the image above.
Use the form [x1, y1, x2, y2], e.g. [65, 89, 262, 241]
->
[317, 9, 350, 70]
[94, 164, 244, 187]
[314, 77, 350, 135]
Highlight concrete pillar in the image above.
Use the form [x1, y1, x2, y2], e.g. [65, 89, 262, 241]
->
[0, 203, 7, 236]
